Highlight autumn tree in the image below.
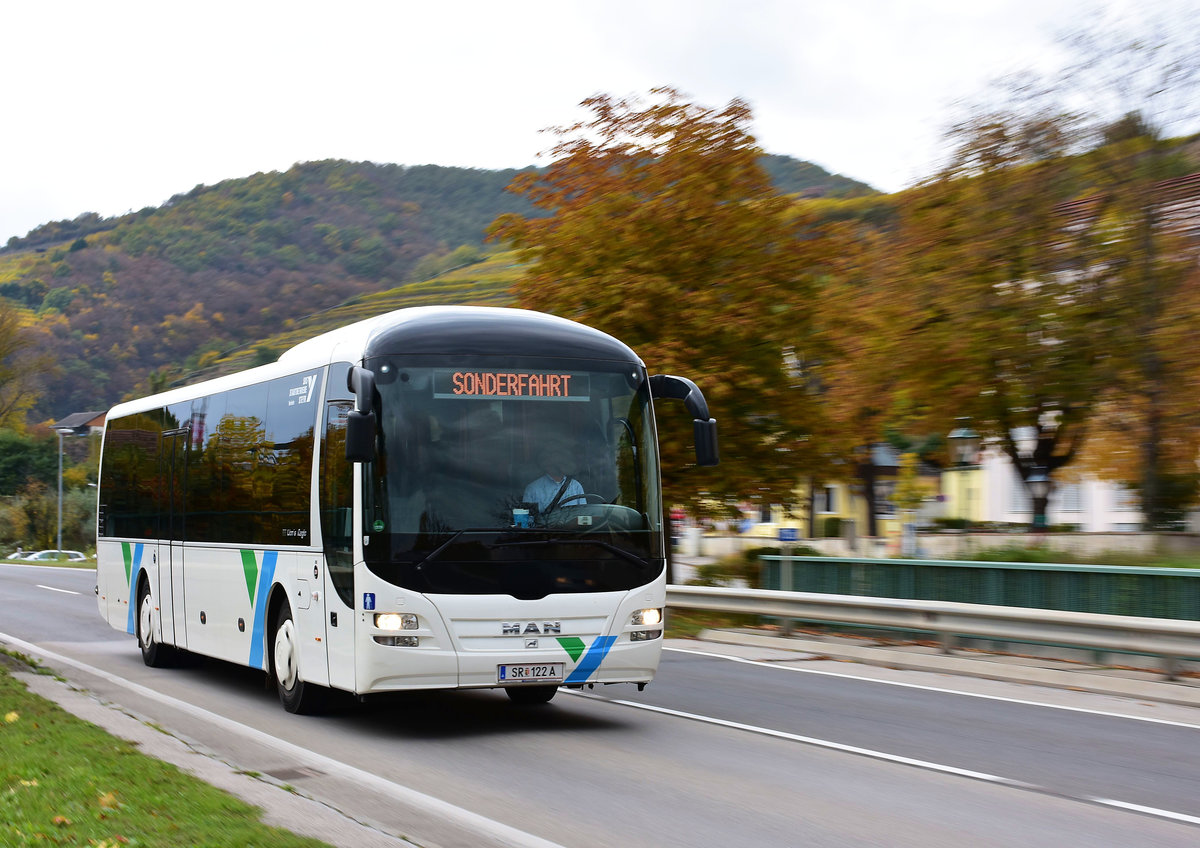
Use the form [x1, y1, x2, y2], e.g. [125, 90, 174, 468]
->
[886, 102, 1113, 529]
[1052, 20, 1200, 528]
[489, 88, 835, 507]
[884, 13, 1200, 531]
[0, 301, 44, 427]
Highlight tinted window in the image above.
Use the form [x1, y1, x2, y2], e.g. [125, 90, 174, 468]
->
[99, 412, 164, 539]
[100, 368, 322, 547]
[263, 371, 321, 544]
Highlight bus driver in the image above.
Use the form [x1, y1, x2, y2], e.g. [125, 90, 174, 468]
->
[523, 444, 586, 513]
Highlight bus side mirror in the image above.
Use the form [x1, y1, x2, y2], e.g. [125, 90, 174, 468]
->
[649, 374, 720, 467]
[345, 409, 376, 463]
[346, 366, 377, 463]
[693, 418, 719, 467]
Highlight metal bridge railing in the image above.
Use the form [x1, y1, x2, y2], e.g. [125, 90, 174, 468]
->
[759, 555, 1200, 620]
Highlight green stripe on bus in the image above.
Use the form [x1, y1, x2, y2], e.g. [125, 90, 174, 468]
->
[121, 542, 132, 584]
[556, 637, 586, 662]
[240, 549, 258, 604]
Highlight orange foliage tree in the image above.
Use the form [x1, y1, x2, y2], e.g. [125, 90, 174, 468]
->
[490, 88, 837, 509]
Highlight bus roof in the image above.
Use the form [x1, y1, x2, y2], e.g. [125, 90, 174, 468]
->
[281, 305, 641, 364]
[106, 306, 643, 419]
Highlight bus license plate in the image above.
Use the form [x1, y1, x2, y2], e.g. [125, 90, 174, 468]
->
[498, 663, 564, 683]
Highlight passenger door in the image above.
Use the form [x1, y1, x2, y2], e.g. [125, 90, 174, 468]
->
[158, 427, 189, 647]
[320, 365, 357, 691]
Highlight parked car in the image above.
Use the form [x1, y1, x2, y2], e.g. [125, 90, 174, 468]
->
[6, 550, 31, 559]
[25, 550, 89, 562]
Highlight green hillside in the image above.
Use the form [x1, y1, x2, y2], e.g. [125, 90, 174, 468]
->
[0, 155, 877, 420]
[194, 249, 523, 380]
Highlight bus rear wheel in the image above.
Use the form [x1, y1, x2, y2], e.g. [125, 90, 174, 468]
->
[505, 685, 558, 705]
[271, 605, 325, 714]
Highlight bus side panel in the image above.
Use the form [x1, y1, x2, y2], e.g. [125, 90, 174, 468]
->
[96, 538, 141, 633]
[183, 546, 281, 667]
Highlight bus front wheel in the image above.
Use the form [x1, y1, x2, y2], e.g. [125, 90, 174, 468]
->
[137, 581, 173, 667]
[271, 605, 325, 714]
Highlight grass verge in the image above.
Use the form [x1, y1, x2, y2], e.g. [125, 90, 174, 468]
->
[0, 655, 331, 848]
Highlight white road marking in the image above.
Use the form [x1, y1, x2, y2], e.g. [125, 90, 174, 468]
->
[37, 584, 81, 595]
[1093, 799, 1200, 826]
[565, 690, 1200, 829]
[665, 645, 1200, 730]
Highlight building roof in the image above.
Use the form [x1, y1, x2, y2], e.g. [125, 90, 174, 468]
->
[52, 411, 106, 432]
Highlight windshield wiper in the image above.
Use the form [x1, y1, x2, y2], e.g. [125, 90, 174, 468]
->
[415, 527, 495, 567]
[493, 537, 651, 568]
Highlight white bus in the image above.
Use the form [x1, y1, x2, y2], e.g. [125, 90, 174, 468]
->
[96, 306, 717, 712]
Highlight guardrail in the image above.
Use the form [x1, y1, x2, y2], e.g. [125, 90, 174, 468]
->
[665, 584, 1200, 679]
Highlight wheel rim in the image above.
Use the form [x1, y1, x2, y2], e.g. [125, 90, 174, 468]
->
[139, 593, 154, 648]
[274, 619, 298, 690]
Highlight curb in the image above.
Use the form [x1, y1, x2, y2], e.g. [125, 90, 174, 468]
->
[11, 669, 415, 848]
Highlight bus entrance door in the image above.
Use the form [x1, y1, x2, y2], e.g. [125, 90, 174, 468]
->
[158, 428, 189, 649]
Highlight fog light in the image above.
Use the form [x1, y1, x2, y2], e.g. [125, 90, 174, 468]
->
[631, 608, 662, 626]
[375, 613, 418, 631]
[630, 629, 662, 642]
[374, 635, 419, 647]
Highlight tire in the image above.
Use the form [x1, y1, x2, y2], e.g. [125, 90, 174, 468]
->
[137, 580, 173, 668]
[271, 605, 325, 714]
[505, 685, 558, 705]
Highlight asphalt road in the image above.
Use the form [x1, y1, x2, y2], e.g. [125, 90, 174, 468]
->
[3, 561, 1200, 848]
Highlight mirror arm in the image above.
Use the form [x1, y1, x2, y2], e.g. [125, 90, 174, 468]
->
[649, 374, 719, 466]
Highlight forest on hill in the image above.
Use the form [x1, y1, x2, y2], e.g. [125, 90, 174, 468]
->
[0, 155, 873, 420]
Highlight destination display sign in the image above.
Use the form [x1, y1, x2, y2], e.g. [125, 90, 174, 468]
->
[434, 369, 590, 401]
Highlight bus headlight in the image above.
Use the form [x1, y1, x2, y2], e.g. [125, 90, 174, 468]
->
[375, 613, 418, 631]
[631, 608, 662, 626]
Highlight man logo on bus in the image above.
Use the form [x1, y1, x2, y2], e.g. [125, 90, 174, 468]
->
[502, 621, 561, 635]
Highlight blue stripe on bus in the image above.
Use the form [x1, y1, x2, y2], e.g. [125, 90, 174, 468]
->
[565, 635, 617, 684]
[125, 543, 145, 635]
[247, 550, 278, 670]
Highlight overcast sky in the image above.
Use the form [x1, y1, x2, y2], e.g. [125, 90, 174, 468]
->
[1, 0, 1191, 245]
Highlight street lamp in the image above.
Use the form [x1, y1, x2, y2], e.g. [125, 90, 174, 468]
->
[53, 423, 88, 552]
[947, 419, 981, 523]
[947, 418, 981, 466]
[1026, 466, 1051, 531]
[54, 427, 72, 551]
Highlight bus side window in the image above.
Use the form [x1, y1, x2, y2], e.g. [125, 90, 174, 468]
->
[321, 363, 355, 607]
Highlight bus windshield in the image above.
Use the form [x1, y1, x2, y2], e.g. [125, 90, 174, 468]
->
[361, 357, 664, 598]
